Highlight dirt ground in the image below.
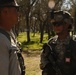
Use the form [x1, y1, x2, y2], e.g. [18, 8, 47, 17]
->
[22, 50, 42, 75]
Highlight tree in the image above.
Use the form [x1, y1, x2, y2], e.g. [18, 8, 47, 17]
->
[16, 0, 76, 43]
[18, 0, 39, 42]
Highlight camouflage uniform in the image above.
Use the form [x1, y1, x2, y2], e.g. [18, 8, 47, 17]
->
[40, 10, 76, 75]
[40, 35, 76, 75]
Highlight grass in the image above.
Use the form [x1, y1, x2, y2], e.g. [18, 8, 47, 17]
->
[17, 32, 49, 75]
[22, 50, 42, 75]
[17, 32, 48, 51]
[24, 55, 41, 75]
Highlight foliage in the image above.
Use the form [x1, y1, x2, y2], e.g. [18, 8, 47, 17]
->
[17, 32, 48, 50]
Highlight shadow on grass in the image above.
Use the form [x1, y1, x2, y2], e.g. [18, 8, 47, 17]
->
[22, 41, 35, 45]
[21, 41, 42, 57]
[22, 49, 41, 57]
[21, 41, 42, 50]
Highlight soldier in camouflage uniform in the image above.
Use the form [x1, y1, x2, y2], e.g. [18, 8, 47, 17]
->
[40, 10, 76, 75]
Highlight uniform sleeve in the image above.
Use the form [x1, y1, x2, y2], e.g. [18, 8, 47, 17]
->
[0, 33, 21, 75]
[9, 50, 21, 75]
[40, 44, 50, 70]
[0, 38, 9, 75]
[40, 51, 49, 70]
[9, 33, 21, 75]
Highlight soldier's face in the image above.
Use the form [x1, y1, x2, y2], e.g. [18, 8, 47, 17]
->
[53, 22, 69, 35]
[7, 6, 19, 25]
[0, 6, 19, 31]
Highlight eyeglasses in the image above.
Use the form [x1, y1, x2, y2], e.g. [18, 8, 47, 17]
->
[52, 21, 65, 26]
[0, 5, 19, 11]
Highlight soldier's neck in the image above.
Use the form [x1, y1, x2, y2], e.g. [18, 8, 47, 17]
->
[58, 32, 69, 40]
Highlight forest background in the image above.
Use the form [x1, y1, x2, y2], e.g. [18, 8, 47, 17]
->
[14, 0, 76, 44]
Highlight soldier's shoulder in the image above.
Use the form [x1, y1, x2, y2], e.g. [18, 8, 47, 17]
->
[70, 35, 76, 45]
[42, 35, 58, 49]
[72, 35, 76, 41]
[48, 35, 58, 44]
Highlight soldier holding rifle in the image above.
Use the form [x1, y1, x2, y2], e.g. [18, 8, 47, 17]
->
[40, 10, 76, 75]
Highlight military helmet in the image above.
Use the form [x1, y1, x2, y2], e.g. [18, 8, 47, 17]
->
[0, 0, 19, 7]
[51, 10, 73, 25]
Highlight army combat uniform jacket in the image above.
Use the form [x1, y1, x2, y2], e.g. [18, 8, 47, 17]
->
[0, 29, 21, 75]
[40, 35, 76, 75]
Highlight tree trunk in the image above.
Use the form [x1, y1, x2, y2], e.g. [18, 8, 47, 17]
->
[26, 14, 30, 42]
[40, 22, 45, 43]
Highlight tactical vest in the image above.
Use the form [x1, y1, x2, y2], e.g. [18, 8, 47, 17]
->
[48, 36, 75, 63]
[47, 36, 76, 75]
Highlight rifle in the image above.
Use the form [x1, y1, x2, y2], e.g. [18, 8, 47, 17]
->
[43, 43, 62, 75]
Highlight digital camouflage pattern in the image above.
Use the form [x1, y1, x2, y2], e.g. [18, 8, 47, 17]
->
[40, 35, 76, 75]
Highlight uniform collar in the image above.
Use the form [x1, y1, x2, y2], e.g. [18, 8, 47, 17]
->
[57, 34, 71, 45]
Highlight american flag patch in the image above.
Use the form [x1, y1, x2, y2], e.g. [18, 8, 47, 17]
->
[65, 58, 70, 62]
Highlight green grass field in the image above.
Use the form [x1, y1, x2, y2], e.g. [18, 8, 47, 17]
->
[17, 32, 48, 51]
